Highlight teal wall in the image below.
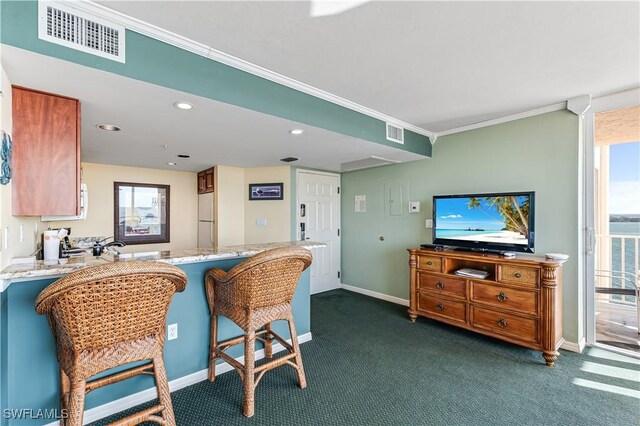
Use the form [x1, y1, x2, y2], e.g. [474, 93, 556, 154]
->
[341, 110, 581, 343]
[0, 0, 430, 156]
[0, 258, 310, 425]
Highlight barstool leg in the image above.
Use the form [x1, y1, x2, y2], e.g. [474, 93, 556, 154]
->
[264, 322, 273, 358]
[243, 329, 256, 417]
[287, 312, 307, 389]
[59, 369, 70, 425]
[208, 314, 218, 382]
[153, 355, 176, 426]
[66, 380, 86, 426]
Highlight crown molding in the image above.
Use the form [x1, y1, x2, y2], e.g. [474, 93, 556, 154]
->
[591, 87, 640, 113]
[567, 94, 592, 117]
[62, 0, 434, 139]
[434, 102, 568, 138]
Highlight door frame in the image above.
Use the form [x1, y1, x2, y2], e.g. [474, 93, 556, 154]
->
[584, 88, 640, 353]
[295, 169, 342, 288]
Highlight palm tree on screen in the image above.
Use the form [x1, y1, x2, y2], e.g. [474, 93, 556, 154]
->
[467, 197, 530, 236]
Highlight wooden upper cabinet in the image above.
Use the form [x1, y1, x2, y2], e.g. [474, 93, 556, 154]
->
[197, 167, 214, 194]
[197, 171, 206, 194]
[205, 168, 214, 192]
[12, 86, 81, 216]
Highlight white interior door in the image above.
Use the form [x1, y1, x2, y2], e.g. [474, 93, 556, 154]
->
[297, 171, 341, 294]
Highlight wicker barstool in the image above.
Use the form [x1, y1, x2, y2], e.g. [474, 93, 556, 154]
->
[205, 246, 312, 417]
[35, 261, 187, 426]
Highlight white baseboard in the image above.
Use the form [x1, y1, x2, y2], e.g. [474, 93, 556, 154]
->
[44, 332, 312, 426]
[561, 337, 586, 353]
[341, 283, 409, 306]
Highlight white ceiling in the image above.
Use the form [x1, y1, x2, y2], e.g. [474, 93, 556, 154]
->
[2, 46, 425, 172]
[97, 0, 640, 132]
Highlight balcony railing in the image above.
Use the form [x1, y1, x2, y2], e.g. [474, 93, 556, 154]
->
[596, 234, 640, 305]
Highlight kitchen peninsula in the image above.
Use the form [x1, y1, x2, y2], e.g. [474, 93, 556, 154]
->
[0, 241, 324, 426]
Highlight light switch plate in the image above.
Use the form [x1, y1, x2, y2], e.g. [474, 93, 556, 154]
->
[425, 219, 433, 228]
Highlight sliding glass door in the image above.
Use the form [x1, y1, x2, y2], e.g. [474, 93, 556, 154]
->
[587, 104, 640, 355]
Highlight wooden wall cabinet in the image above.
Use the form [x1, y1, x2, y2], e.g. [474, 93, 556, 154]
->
[408, 248, 564, 367]
[197, 171, 206, 193]
[197, 167, 214, 194]
[11, 86, 81, 216]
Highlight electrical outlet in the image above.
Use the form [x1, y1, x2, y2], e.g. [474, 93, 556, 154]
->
[256, 218, 267, 227]
[168, 323, 178, 341]
[19, 225, 24, 243]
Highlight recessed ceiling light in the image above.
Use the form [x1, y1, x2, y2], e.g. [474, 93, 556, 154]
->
[177, 154, 190, 158]
[97, 124, 121, 131]
[174, 102, 193, 110]
[289, 129, 304, 135]
[167, 162, 177, 166]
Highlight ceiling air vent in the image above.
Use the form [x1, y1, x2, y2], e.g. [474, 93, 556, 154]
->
[280, 157, 299, 163]
[386, 123, 404, 144]
[38, 1, 125, 63]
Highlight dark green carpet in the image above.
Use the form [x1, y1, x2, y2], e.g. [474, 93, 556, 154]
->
[92, 290, 640, 425]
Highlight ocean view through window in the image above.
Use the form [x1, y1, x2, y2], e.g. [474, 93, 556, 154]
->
[594, 104, 639, 353]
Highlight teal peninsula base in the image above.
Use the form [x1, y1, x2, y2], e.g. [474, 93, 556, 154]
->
[0, 250, 312, 425]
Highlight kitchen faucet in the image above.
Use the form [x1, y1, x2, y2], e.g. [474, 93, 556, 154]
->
[92, 237, 126, 256]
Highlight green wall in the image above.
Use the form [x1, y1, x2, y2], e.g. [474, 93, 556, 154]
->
[341, 110, 581, 343]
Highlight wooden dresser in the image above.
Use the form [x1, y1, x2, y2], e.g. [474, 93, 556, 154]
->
[408, 248, 565, 366]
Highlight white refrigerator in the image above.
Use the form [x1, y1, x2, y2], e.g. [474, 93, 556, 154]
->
[198, 192, 215, 248]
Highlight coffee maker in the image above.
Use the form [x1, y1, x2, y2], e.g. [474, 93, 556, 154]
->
[40, 227, 72, 260]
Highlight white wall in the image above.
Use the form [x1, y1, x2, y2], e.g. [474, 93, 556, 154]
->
[49, 162, 198, 253]
[244, 166, 291, 244]
[215, 165, 245, 246]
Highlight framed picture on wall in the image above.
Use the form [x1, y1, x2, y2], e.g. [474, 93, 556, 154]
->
[248, 183, 283, 200]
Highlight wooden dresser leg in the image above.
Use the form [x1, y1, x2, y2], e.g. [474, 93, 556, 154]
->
[408, 310, 417, 323]
[542, 351, 558, 367]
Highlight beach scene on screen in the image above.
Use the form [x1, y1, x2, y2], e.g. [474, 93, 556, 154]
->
[435, 196, 531, 245]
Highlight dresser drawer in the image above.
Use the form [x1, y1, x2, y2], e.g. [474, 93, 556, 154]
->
[498, 265, 539, 288]
[417, 293, 467, 323]
[418, 256, 442, 272]
[418, 273, 466, 299]
[472, 282, 539, 315]
[471, 306, 539, 343]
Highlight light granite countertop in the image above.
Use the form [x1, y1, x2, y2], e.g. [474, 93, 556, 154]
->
[0, 241, 326, 285]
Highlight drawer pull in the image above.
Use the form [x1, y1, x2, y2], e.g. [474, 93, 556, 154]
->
[436, 281, 445, 289]
[427, 261, 433, 266]
[496, 292, 509, 302]
[497, 318, 508, 328]
[514, 272, 522, 278]
[436, 304, 446, 312]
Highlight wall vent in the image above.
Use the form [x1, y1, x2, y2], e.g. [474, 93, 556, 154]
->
[386, 123, 404, 144]
[38, 1, 125, 63]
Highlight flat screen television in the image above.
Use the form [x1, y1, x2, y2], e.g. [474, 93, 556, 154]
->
[433, 191, 535, 253]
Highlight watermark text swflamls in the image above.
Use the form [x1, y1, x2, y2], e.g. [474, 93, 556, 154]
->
[3, 409, 68, 420]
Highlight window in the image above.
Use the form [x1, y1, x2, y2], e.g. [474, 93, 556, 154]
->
[114, 182, 170, 245]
